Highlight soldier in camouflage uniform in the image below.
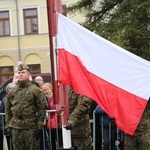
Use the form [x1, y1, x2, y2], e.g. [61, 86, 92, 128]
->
[125, 100, 150, 149]
[65, 86, 92, 150]
[5, 64, 47, 150]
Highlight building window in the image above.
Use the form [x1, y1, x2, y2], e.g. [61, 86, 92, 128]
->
[0, 66, 14, 85]
[23, 8, 38, 34]
[28, 64, 41, 74]
[0, 11, 10, 37]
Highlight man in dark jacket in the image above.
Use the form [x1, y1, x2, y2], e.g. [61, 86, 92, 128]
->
[65, 86, 92, 150]
[0, 83, 16, 150]
[95, 105, 117, 150]
[5, 64, 47, 150]
[0, 98, 5, 150]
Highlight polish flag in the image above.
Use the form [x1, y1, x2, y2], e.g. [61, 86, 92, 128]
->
[57, 13, 150, 135]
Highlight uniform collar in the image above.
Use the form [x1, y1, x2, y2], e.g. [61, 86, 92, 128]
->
[18, 80, 31, 88]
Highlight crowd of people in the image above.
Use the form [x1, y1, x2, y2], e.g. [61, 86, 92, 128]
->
[0, 63, 149, 150]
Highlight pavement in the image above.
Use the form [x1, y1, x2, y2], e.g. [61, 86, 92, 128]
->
[3, 136, 8, 150]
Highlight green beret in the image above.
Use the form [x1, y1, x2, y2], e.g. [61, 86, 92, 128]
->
[17, 64, 30, 71]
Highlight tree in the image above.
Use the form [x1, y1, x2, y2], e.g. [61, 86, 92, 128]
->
[67, 0, 150, 60]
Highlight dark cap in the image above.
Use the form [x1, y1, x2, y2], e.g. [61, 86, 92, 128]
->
[17, 64, 30, 71]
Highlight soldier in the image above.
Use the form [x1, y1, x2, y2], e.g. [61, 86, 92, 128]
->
[5, 64, 47, 150]
[125, 100, 150, 149]
[65, 86, 92, 150]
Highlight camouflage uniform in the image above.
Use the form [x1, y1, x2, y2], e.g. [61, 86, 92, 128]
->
[5, 80, 47, 150]
[67, 87, 92, 150]
[125, 101, 150, 150]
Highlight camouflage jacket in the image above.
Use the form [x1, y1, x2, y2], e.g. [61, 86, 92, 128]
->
[5, 80, 47, 130]
[67, 87, 92, 138]
[135, 100, 150, 135]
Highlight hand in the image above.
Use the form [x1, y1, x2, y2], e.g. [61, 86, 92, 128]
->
[7, 128, 12, 138]
[108, 116, 115, 123]
[65, 123, 73, 130]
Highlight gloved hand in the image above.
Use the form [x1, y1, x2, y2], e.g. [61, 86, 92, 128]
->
[108, 116, 115, 123]
[65, 123, 73, 130]
[34, 129, 43, 140]
[7, 128, 12, 138]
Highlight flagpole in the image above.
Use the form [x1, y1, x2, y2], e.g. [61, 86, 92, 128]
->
[46, 1, 73, 149]
[46, 0, 57, 102]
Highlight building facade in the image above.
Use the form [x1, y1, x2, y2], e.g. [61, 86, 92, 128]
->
[0, 0, 85, 86]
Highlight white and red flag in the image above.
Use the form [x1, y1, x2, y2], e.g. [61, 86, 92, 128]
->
[57, 13, 150, 135]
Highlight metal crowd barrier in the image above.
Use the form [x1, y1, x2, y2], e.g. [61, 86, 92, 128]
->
[0, 110, 62, 150]
[0, 110, 125, 150]
[0, 112, 13, 150]
[92, 110, 125, 150]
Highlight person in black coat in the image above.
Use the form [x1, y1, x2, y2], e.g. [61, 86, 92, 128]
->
[0, 83, 16, 150]
[95, 105, 117, 150]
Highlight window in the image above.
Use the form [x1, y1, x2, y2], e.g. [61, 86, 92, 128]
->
[0, 66, 14, 85]
[0, 11, 10, 36]
[0, 64, 41, 86]
[23, 8, 38, 34]
[28, 64, 41, 74]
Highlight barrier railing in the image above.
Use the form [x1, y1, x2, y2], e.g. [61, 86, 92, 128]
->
[0, 110, 63, 150]
[92, 110, 125, 150]
[0, 110, 125, 150]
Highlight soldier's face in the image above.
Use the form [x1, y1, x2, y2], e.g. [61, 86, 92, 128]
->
[18, 69, 31, 81]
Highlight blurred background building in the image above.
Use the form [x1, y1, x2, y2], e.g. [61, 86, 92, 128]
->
[0, 0, 85, 86]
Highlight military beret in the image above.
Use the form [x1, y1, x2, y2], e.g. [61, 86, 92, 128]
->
[17, 64, 30, 71]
